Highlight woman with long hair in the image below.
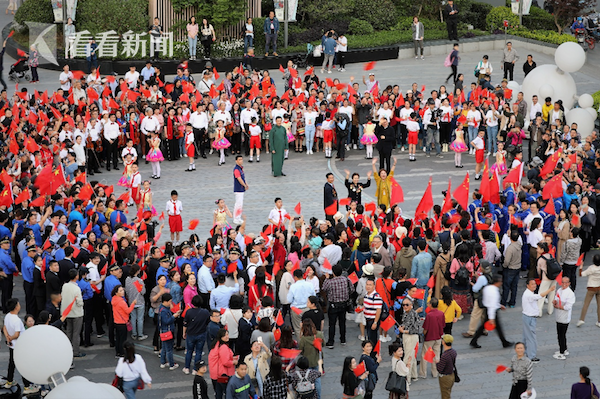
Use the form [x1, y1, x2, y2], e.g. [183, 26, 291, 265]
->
[186, 16, 198, 60]
[168, 269, 184, 350]
[449, 243, 474, 314]
[115, 341, 152, 398]
[341, 356, 368, 399]
[124, 265, 147, 341]
[437, 286, 462, 334]
[263, 356, 288, 399]
[360, 340, 382, 399]
[208, 328, 235, 399]
[571, 366, 600, 398]
[433, 240, 454, 298]
[248, 270, 274, 311]
[298, 319, 324, 397]
[273, 325, 298, 368]
[183, 272, 199, 309]
[554, 208, 571, 262]
[536, 241, 557, 316]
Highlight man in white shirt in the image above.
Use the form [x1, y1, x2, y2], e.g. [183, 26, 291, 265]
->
[197, 70, 213, 94]
[317, 234, 342, 273]
[125, 66, 140, 89]
[103, 114, 121, 171]
[529, 95, 543, 122]
[59, 65, 73, 91]
[552, 276, 575, 359]
[521, 278, 555, 362]
[267, 197, 288, 229]
[470, 275, 513, 349]
[189, 104, 209, 159]
[213, 103, 232, 127]
[121, 139, 138, 162]
[399, 101, 414, 151]
[140, 107, 158, 159]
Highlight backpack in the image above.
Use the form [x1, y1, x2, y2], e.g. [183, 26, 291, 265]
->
[455, 261, 470, 286]
[473, 273, 493, 308]
[442, 256, 453, 282]
[543, 254, 562, 280]
[444, 53, 452, 67]
[295, 370, 315, 398]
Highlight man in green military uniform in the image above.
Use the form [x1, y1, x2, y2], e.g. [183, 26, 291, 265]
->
[269, 116, 288, 177]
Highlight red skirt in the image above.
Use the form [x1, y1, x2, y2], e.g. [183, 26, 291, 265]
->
[169, 215, 183, 232]
[475, 148, 484, 163]
[323, 129, 333, 143]
[250, 135, 261, 149]
[408, 131, 418, 145]
[186, 144, 195, 158]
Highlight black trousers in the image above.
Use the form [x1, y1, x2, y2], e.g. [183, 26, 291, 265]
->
[87, 148, 99, 173]
[83, 298, 94, 345]
[563, 264, 578, 291]
[379, 148, 392, 173]
[0, 73, 6, 90]
[31, 66, 39, 82]
[105, 139, 119, 170]
[199, 292, 210, 310]
[503, 62, 514, 81]
[447, 20, 458, 40]
[327, 304, 347, 344]
[106, 301, 115, 345]
[168, 138, 179, 161]
[231, 132, 242, 154]
[509, 380, 528, 399]
[336, 133, 347, 159]
[1, 275, 13, 313]
[92, 293, 106, 335]
[202, 40, 212, 57]
[338, 52, 346, 68]
[446, 65, 458, 83]
[556, 322, 569, 354]
[34, 295, 45, 320]
[440, 122, 452, 144]
[115, 323, 127, 356]
[8, 348, 31, 386]
[23, 281, 35, 316]
[471, 309, 510, 346]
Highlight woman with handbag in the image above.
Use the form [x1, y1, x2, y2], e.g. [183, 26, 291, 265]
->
[387, 342, 409, 399]
[208, 328, 236, 399]
[341, 356, 369, 399]
[359, 340, 382, 399]
[115, 341, 152, 399]
[111, 285, 137, 358]
[571, 366, 600, 398]
[158, 293, 182, 370]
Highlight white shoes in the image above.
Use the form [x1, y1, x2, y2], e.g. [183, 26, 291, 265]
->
[554, 350, 569, 355]
[421, 56, 424, 60]
[353, 144, 357, 149]
[183, 368, 190, 374]
[358, 335, 365, 341]
[577, 320, 585, 327]
[552, 353, 566, 360]
[596, 322, 600, 328]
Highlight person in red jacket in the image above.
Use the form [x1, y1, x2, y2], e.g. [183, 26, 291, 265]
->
[209, 328, 236, 399]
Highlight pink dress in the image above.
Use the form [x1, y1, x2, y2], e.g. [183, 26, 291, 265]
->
[491, 151, 507, 175]
[450, 129, 467, 153]
[212, 128, 231, 149]
[360, 123, 378, 145]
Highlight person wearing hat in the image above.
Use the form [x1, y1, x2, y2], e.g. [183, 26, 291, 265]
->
[53, 234, 69, 263]
[435, 334, 457, 399]
[192, 359, 208, 398]
[157, 255, 172, 284]
[178, 241, 201, 275]
[21, 245, 38, 316]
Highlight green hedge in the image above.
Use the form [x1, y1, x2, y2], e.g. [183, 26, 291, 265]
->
[511, 29, 577, 44]
[349, 19, 374, 36]
[393, 17, 446, 31]
[14, 0, 54, 26]
[523, 6, 555, 30]
[75, 0, 148, 35]
[352, 0, 397, 31]
[486, 6, 520, 31]
[593, 90, 600, 112]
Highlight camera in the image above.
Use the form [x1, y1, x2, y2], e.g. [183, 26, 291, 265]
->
[432, 108, 443, 120]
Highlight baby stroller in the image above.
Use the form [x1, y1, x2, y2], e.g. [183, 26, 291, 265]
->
[8, 57, 31, 83]
[291, 43, 314, 69]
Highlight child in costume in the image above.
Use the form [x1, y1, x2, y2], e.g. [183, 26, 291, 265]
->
[184, 123, 196, 172]
[450, 121, 467, 168]
[491, 141, 507, 176]
[117, 152, 134, 188]
[212, 120, 231, 166]
[139, 180, 157, 216]
[359, 116, 378, 159]
[146, 131, 164, 179]
[213, 199, 233, 237]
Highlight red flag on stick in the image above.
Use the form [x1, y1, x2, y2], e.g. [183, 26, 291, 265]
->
[134, 280, 144, 292]
[353, 361, 367, 377]
[414, 178, 434, 218]
[453, 173, 470, 210]
[62, 298, 77, 317]
[363, 61, 376, 71]
[390, 176, 404, 205]
[294, 202, 301, 215]
[379, 315, 396, 331]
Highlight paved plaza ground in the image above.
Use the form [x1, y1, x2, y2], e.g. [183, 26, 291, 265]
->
[1, 5, 600, 397]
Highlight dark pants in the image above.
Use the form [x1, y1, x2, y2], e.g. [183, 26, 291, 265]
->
[440, 122, 452, 144]
[176, 316, 184, 347]
[212, 379, 227, 399]
[471, 310, 510, 346]
[444, 322, 453, 335]
[83, 298, 94, 345]
[265, 33, 277, 54]
[199, 292, 210, 311]
[8, 348, 31, 386]
[447, 20, 458, 40]
[185, 332, 207, 369]
[23, 280, 35, 316]
[168, 138, 179, 161]
[336, 133, 347, 159]
[501, 269, 520, 306]
[446, 65, 458, 83]
[231, 132, 242, 154]
[202, 39, 212, 58]
[105, 139, 119, 170]
[1, 275, 13, 313]
[193, 128, 204, 158]
[31, 66, 39, 82]
[509, 380, 528, 399]
[503, 62, 514, 81]
[0, 73, 6, 90]
[563, 264, 578, 291]
[87, 148, 99, 173]
[106, 301, 115, 346]
[556, 322, 569, 354]
[365, 318, 378, 345]
[115, 323, 127, 356]
[327, 304, 347, 345]
[92, 293, 106, 335]
[379, 149, 392, 173]
[338, 52, 346, 68]
[528, 246, 538, 279]
[34, 295, 45, 319]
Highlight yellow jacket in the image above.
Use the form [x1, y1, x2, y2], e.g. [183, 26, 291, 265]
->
[437, 300, 462, 323]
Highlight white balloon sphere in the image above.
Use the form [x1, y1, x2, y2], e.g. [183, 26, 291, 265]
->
[14, 325, 73, 384]
[507, 80, 520, 93]
[521, 64, 578, 110]
[579, 93, 594, 108]
[555, 42, 586, 72]
[96, 383, 126, 398]
[586, 107, 598, 120]
[46, 378, 125, 399]
[566, 108, 596, 139]
[538, 84, 554, 100]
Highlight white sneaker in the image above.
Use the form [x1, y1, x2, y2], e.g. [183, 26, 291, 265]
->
[401, 147, 405, 151]
[554, 350, 569, 356]
[182, 368, 190, 374]
[552, 353, 566, 360]
[353, 144, 357, 149]
[422, 147, 426, 152]
[421, 56, 424, 60]
[577, 320, 585, 327]
[596, 322, 600, 328]
[328, 70, 332, 74]
[192, 370, 197, 375]
[160, 363, 168, 368]
[379, 334, 384, 341]
[358, 335, 365, 340]
[23, 386, 40, 394]
[170, 364, 179, 370]
[209, 149, 214, 154]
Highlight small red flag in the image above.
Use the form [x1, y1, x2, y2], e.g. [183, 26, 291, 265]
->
[353, 361, 367, 377]
[212, 67, 220, 80]
[426, 275, 435, 289]
[313, 337, 322, 351]
[484, 320, 496, 331]
[413, 288, 425, 300]
[555, 271, 563, 285]
[14, 189, 30, 205]
[279, 348, 301, 359]
[407, 278, 418, 285]
[188, 219, 199, 230]
[275, 310, 284, 326]
[373, 339, 381, 355]
[339, 197, 351, 207]
[576, 253, 585, 267]
[294, 202, 301, 215]
[364, 202, 377, 213]
[171, 303, 181, 313]
[159, 212, 165, 221]
[321, 258, 332, 274]
[363, 61, 376, 71]
[291, 306, 302, 315]
[496, 365, 507, 373]
[134, 280, 144, 292]
[348, 272, 359, 284]
[379, 315, 396, 331]
[273, 328, 281, 341]
[227, 263, 237, 274]
[91, 284, 101, 294]
[423, 347, 435, 363]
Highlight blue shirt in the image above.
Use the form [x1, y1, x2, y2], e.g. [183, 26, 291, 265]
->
[26, 223, 43, 247]
[53, 248, 65, 262]
[214, 257, 227, 276]
[21, 255, 35, 283]
[287, 280, 316, 308]
[77, 279, 94, 300]
[210, 284, 239, 310]
[323, 37, 336, 55]
[110, 211, 127, 231]
[411, 252, 432, 287]
[168, 281, 182, 305]
[177, 256, 200, 275]
[68, 210, 86, 231]
[104, 274, 121, 302]
[156, 266, 170, 284]
[0, 225, 10, 241]
[0, 249, 16, 274]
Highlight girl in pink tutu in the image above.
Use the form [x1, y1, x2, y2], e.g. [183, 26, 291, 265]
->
[491, 141, 508, 175]
[147, 131, 164, 179]
[450, 120, 467, 168]
[359, 116, 378, 159]
[212, 120, 231, 166]
[117, 152, 134, 188]
[139, 180, 157, 216]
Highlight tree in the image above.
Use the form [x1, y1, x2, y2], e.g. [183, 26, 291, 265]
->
[545, 0, 595, 33]
[296, 0, 353, 25]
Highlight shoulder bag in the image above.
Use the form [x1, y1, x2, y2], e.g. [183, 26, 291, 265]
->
[592, 383, 599, 399]
[159, 308, 173, 341]
[385, 360, 408, 394]
[452, 353, 460, 383]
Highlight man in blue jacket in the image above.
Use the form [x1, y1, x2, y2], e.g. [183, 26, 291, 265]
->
[104, 265, 122, 347]
[0, 237, 16, 312]
[263, 11, 279, 57]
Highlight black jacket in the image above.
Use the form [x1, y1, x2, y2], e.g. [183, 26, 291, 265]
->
[324, 182, 338, 213]
[376, 125, 395, 152]
[33, 267, 45, 298]
[58, 258, 76, 284]
[45, 271, 62, 300]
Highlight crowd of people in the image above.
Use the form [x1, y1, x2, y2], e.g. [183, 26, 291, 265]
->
[0, 34, 597, 399]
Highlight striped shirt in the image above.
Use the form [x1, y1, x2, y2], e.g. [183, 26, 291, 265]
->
[363, 290, 383, 320]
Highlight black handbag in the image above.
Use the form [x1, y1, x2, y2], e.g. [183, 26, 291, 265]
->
[385, 371, 407, 394]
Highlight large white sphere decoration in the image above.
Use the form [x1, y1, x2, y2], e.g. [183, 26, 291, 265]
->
[521, 64, 578, 110]
[14, 325, 72, 384]
[586, 107, 598, 120]
[578, 93, 594, 108]
[46, 378, 125, 399]
[566, 108, 595, 138]
[554, 42, 586, 72]
[538, 84, 554, 100]
[507, 80, 520, 93]
[96, 383, 126, 398]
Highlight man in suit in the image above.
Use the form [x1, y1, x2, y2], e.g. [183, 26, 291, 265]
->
[45, 260, 62, 300]
[375, 118, 395, 173]
[58, 246, 76, 284]
[444, 0, 459, 41]
[324, 172, 338, 224]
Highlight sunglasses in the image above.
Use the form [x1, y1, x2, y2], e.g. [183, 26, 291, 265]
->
[402, 304, 411, 307]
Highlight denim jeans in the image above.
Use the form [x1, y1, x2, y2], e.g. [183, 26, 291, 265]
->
[188, 36, 197, 57]
[122, 378, 139, 399]
[310, 366, 322, 398]
[358, 124, 365, 149]
[244, 35, 253, 53]
[501, 269, 520, 307]
[185, 332, 206, 369]
[130, 306, 144, 337]
[522, 314, 537, 359]
[161, 338, 175, 366]
[467, 126, 478, 149]
[486, 125, 498, 154]
[265, 33, 277, 53]
[426, 127, 441, 155]
[305, 125, 315, 151]
[178, 136, 185, 156]
[417, 286, 429, 318]
[365, 319, 378, 344]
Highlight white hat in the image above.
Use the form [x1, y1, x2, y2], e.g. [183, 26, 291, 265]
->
[333, 212, 344, 221]
[362, 263, 374, 276]
[395, 226, 407, 239]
